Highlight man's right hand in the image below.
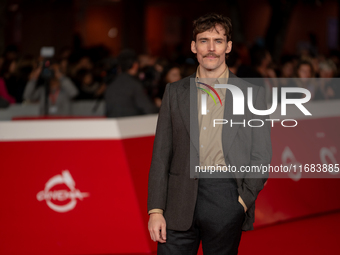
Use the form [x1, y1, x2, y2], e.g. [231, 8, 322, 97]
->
[148, 213, 166, 243]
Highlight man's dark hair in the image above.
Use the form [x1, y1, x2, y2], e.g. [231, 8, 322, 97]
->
[192, 13, 232, 42]
[118, 49, 137, 73]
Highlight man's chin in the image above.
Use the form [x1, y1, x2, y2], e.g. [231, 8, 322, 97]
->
[200, 64, 219, 72]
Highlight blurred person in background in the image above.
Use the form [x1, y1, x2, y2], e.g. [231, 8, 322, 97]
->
[105, 49, 158, 117]
[296, 60, 314, 79]
[139, 65, 160, 103]
[263, 61, 278, 104]
[237, 45, 275, 103]
[237, 45, 272, 80]
[278, 59, 316, 103]
[75, 56, 93, 71]
[297, 33, 318, 60]
[329, 50, 340, 76]
[59, 46, 72, 60]
[0, 76, 16, 106]
[240, 45, 277, 103]
[59, 57, 69, 76]
[310, 56, 320, 77]
[0, 45, 17, 74]
[279, 55, 295, 78]
[1, 56, 36, 103]
[69, 55, 94, 80]
[154, 57, 169, 76]
[295, 59, 318, 100]
[2, 44, 19, 64]
[226, 50, 242, 75]
[138, 54, 157, 69]
[138, 57, 169, 100]
[0, 59, 17, 105]
[277, 55, 296, 103]
[154, 64, 182, 107]
[74, 68, 106, 100]
[314, 59, 339, 100]
[57, 46, 72, 75]
[181, 60, 198, 77]
[23, 63, 78, 115]
[250, 46, 274, 78]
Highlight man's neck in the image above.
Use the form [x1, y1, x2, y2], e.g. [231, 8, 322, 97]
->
[198, 63, 227, 78]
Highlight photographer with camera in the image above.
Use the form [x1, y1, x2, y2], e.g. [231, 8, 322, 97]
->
[23, 61, 78, 116]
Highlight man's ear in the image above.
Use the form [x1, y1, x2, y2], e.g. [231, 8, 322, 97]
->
[191, 41, 197, 54]
[225, 41, 232, 54]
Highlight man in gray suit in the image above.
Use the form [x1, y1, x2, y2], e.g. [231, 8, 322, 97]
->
[148, 13, 272, 254]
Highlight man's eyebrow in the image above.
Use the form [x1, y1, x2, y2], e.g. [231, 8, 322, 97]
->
[198, 37, 225, 41]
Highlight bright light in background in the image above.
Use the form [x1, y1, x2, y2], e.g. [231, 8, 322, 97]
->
[108, 27, 118, 38]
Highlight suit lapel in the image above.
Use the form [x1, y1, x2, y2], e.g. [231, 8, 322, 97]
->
[178, 73, 200, 155]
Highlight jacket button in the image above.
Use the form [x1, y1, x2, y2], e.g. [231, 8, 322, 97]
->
[194, 178, 197, 180]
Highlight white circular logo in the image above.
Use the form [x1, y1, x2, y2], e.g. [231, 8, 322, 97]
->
[37, 170, 89, 212]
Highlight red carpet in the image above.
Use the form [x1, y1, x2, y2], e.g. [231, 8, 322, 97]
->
[144, 210, 340, 255]
[238, 210, 340, 255]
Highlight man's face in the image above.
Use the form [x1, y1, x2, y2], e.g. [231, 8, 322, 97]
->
[191, 24, 232, 71]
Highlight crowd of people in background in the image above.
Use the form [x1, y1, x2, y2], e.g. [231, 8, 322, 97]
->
[0, 42, 339, 117]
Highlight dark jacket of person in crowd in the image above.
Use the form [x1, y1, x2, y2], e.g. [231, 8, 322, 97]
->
[105, 50, 158, 118]
[2, 58, 32, 103]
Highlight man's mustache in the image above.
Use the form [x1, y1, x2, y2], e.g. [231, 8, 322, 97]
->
[204, 53, 219, 58]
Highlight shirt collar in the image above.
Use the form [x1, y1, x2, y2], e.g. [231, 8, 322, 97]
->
[196, 65, 229, 81]
[195, 65, 229, 96]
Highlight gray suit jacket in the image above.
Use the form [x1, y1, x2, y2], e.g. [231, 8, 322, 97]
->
[147, 71, 272, 231]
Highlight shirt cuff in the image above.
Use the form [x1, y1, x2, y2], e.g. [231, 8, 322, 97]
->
[148, 209, 164, 215]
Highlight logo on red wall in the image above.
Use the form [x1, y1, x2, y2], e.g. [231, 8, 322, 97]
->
[36, 170, 89, 212]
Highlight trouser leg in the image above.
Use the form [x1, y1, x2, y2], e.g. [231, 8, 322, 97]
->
[157, 203, 201, 255]
[195, 177, 245, 255]
[157, 176, 245, 255]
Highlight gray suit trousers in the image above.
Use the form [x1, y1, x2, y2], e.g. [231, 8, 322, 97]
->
[157, 175, 245, 255]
